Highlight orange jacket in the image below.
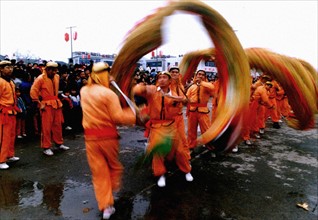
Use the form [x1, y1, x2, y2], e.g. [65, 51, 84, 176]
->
[251, 79, 262, 90]
[186, 81, 214, 113]
[80, 84, 136, 140]
[170, 80, 187, 114]
[276, 87, 286, 101]
[252, 85, 272, 108]
[0, 78, 18, 115]
[251, 79, 262, 96]
[133, 84, 184, 121]
[30, 71, 62, 109]
[268, 80, 281, 99]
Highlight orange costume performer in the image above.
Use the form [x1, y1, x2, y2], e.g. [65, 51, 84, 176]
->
[250, 74, 272, 134]
[0, 60, 20, 170]
[80, 62, 136, 219]
[265, 79, 281, 129]
[186, 70, 215, 150]
[275, 84, 291, 118]
[240, 76, 255, 145]
[169, 66, 191, 159]
[133, 71, 193, 187]
[30, 62, 69, 156]
[247, 82, 274, 139]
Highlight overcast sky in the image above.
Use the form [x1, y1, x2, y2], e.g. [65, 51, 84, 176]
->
[0, 0, 317, 69]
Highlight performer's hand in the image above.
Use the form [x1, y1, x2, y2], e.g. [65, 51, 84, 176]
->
[36, 101, 45, 111]
[136, 107, 150, 126]
[109, 75, 115, 82]
[175, 96, 188, 105]
[194, 77, 201, 85]
[182, 97, 188, 104]
[82, 78, 88, 85]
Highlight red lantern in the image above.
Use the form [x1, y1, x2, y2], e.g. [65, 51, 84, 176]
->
[65, 33, 69, 42]
[159, 50, 163, 57]
[151, 51, 155, 57]
[73, 31, 77, 40]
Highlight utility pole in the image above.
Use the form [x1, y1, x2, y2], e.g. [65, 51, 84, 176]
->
[66, 26, 76, 61]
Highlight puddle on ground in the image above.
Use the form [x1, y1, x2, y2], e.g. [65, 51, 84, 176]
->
[0, 176, 97, 219]
[19, 180, 44, 207]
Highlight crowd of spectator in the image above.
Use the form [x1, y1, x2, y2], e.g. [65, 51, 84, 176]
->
[1, 59, 93, 139]
[3, 58, 262, 141]
[5, 58, 167, 140]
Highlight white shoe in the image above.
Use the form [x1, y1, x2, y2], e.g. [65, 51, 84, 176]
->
[7, 156, 20, 162]
[17, 135, 23, 139]
[22, 133, 27, 137]
[0, 163, 9, 169]
[278, 119, 283, 123]
[43, 148, 54, 156]
[59, 144, 70, 150]
[103, 206, 115, 219]
[185, 173, 194, 182]
[232, 145, 239, 153]
[65, 126, 72, 130]
[245, 140, 252, 146]
[259, 128, 265, 134]
[157, 175, 166, 187]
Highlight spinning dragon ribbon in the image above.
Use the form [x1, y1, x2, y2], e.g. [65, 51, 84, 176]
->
[111, 0, 317, 153]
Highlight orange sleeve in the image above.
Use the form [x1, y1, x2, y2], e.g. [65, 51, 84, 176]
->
[260, 88, 272, 108]
[185, 84, 197, 103]
[252, 80, 262, 89]
[106, 91, 136, 125]
[30, 76, 42, 101]
[0, 79, 15, 106]
[0, 80, 3, 98]
[81, 85, 136, 129]
[200, 81, 215, 95]
[132, 83, 157, 99]
[132, 83, 147, 97]
[276, 88, 285, 96]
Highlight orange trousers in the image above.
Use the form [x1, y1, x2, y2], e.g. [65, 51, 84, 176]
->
[266, 98, 280, 122]
[242, 101, 259, 140]
[85, 138, 123, 211]
[175, 114, 191, 160]
[187, 111, 211, 149]
[40, 106, 63, 148]
[277, 98, 290, 117]
[147, 124, 191, 176]
[255, 105, 266, 131]
[0, 114, 16, 163]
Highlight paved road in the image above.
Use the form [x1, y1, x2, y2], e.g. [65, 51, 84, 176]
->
[0, 117, 317, 220]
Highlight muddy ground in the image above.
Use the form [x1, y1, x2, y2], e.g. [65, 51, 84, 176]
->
[0, 116, 317, 220]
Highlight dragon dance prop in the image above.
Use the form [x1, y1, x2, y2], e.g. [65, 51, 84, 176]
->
[245, 48, 318, 130]
[179, 48, 217, 85]
[111, 0, 251, 152]
[181, 47, 318, 131]
[134, 136, 172, 170]
[111, 81, 136, 115]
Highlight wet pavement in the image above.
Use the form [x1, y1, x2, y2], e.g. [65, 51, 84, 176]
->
[0, 116, 317, 220]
